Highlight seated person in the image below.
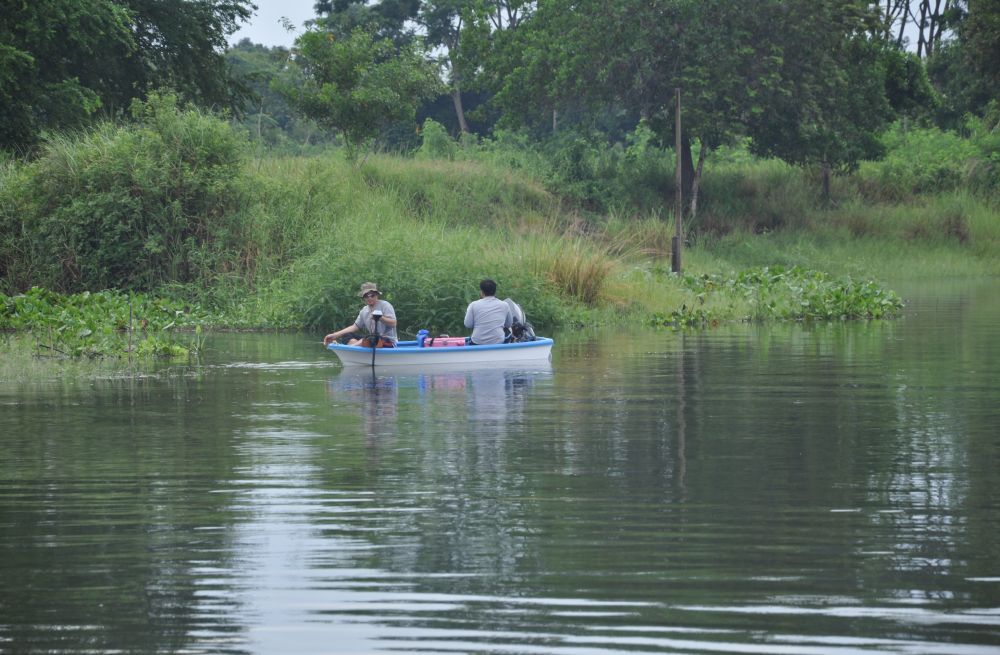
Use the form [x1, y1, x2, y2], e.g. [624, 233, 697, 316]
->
[463, 278, 512, 345]
[323, 282, 398, 347]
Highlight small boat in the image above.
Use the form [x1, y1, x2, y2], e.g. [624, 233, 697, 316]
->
[327, 337, 554, 367]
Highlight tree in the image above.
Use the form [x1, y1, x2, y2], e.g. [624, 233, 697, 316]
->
[443, 0, 534, 133]
[0, 0, 134, 151]
[0, 0, 254, 153]
[924, 0, 1000, 127]
[914, 0, 962, 57]
[313, 0, 421, 42]
[489, 0, 780, 210]
[744, 2, 895, 198]
[494, 0, 898, 209]
[419, 0, 472, 133]
[273, 28, 442, 161]
[113, 0, 256, 113]
[957, 0, 1000, 106]
[227, 40, 302, 144]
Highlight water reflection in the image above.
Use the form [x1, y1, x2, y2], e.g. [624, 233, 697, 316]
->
[327, 362, 553, 436]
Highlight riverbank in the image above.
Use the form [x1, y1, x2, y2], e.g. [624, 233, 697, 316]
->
[1, 100, 995, 370]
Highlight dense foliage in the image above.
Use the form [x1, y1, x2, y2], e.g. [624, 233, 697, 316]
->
[0, 1, 996, 364]
[0, 0, 253, 152]
[272, 28, 442, 161]
[0, 93, 249, 293]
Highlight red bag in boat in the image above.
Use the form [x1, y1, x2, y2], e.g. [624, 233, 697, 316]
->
[426, 336, 467, 347]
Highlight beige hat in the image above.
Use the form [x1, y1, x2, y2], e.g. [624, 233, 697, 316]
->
[358, 282, 381, 297]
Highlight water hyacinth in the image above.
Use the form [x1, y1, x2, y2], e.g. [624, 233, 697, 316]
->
[0, 287, 211, 359]
[650, 266, 903, 328]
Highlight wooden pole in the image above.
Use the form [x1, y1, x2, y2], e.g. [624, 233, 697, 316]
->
[672, 87, 682, 274]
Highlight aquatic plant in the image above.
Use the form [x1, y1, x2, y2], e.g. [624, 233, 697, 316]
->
[650, 266, 903, 328]
[0, 287, 211, 359]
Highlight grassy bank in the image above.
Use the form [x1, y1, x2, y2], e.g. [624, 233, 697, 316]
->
[240, 150, 991, 326]
[1, 100, 996, 364]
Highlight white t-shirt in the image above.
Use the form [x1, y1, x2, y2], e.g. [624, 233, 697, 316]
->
[463, 296, 512, 344]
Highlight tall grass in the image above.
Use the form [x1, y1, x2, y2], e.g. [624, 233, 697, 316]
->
[240, 145, 996, 332]
[5, 110, 994, 339]
[513, 234, 617, 307]
[232, 151, 627, 332]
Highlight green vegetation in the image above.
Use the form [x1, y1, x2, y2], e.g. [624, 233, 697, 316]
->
[0, 287, 209, 361]
[0, 93, 250, 293]
[0, 0, 994, 517]
[271, 29, 441, 162]
[0, 0, 254, 152]
[650, 267, 904, 329]
[1, 56, 997, 369]
[2, 101, 996, 302]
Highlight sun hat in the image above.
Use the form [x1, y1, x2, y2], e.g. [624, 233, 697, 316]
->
[358, 282, 381, 297]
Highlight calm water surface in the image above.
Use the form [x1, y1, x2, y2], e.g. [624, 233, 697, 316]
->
[1, 280, 998, 654]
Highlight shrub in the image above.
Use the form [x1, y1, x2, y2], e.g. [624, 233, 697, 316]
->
[964, 111, 1000, 197]
[417, 118, 457, 160]
[0, 92, 250, 293]
[664, 266, 904, 324]
[858, 122, 979, 200]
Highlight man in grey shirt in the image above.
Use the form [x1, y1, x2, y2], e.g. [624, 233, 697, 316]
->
[464, 279, 512, 345]
[323, 282, 398, 347]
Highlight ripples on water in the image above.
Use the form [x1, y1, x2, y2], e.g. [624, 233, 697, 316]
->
[1, 284, 999, 654]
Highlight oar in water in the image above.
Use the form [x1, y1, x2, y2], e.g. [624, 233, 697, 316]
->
[370, 309, 383, 368]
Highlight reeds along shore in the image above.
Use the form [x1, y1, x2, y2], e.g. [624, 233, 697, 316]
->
[1, 103, 996, 346]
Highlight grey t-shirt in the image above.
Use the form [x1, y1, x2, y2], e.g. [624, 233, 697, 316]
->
[463, 296, 512, 345]
[354, 299, 397, 344]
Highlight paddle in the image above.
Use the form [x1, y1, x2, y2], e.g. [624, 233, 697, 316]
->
[370, 308, 383, 368]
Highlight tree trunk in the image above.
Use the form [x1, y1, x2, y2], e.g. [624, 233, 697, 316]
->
[893, 0, 910, 47]
[917, 0, 929, 57]
[451, 85, 469, 134]
[689, 141, 708, 222]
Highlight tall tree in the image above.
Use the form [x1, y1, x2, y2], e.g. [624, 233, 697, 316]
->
[959, 0, 1000, 102]
[313, 0, 420, 42]
[226, 40, 307, 145]
[273, 28, 441, 161]
[419, 0, 472, 133]
[0, 0, 134, 151]
[493, 0, 897, 207]
[0, 0, 255, 153]
[460, 0, 535, 127]
[914, 0, 960, 57]
[745, 1, 894, 198]
[925, 0, 1000, 126]
[113, 0, 256, 112]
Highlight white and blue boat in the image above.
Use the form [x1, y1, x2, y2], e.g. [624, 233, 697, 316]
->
[327, 337, 554, 367]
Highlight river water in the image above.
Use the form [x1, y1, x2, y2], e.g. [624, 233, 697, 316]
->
[1, 280, 998, 654]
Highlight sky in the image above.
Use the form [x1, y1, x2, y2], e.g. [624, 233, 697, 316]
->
[229, 0, 318, 48]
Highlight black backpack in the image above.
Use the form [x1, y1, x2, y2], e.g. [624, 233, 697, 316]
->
[503, 298, 536, 342]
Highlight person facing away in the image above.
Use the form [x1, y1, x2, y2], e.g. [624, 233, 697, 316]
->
[323, 282, 398, 347]
[464, 278, 512, 345]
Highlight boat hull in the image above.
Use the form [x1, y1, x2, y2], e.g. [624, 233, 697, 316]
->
[327, 337, 553, 367]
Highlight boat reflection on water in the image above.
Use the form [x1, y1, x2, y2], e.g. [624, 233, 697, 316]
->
[327, 361, 554, 434]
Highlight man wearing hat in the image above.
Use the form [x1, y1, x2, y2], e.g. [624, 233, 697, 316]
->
[323, 282, 398, 347]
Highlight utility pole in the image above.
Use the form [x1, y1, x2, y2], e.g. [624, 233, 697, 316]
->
[672, 87, 683, 274]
